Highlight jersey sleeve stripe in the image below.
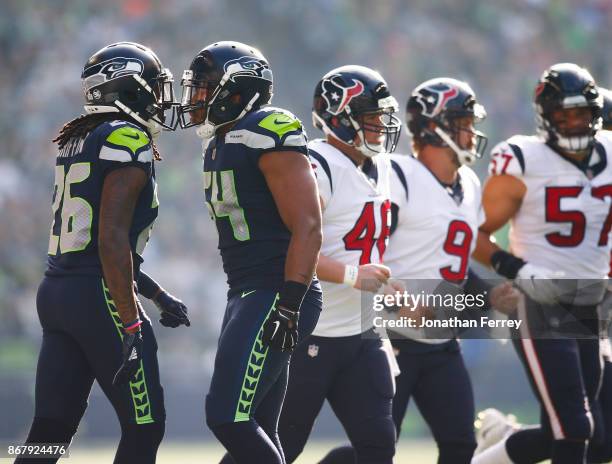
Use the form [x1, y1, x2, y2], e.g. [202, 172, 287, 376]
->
[508, 143, 526, 174]
[390, 160, 408, 200]
[137, 149, 153, 163]
[99, 145, 134, 162]
[309, 148, 333, 193]
[281, 133, 307, 147]
[226, 129, 276, 150]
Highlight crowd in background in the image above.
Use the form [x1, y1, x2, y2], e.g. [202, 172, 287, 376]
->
[1, 0, 611, 439]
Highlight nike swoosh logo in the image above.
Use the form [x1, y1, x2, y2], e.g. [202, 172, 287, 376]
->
[123, 132, 141, 140]
[241, 290, 257, 298]
[274, 119, 290, 125]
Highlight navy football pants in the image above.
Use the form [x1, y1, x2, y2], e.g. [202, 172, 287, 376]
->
[17, 275, 165, 464]
[208, 287, 321, 464]
[506, 296, 604, 463]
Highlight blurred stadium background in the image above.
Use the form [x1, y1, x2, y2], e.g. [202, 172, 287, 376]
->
[1, 0, 611, 461]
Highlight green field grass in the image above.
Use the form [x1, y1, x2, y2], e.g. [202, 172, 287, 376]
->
[1, 440, 438, 463]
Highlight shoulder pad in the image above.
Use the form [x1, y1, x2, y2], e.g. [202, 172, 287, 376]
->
[100, 121, 152, 163]
[257, 109, 303, 138]
[230, 107, 306, 150]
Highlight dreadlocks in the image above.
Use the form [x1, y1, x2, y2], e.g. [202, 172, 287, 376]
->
[53, 113, 162, 160]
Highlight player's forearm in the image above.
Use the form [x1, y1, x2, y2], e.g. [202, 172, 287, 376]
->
[472, 229, 503, 267]
[99, 231, 138, 324]
[137, 271, 163, 300]
[284, 215, 322, 285]
[473, 229, 528, 279]
[316, 254, 346, 284]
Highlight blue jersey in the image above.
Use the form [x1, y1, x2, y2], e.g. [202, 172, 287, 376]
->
[202, 107, 308, 294]
[46, 119, 158, 276]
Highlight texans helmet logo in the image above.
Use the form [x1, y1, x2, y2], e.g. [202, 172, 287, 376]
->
[224, 56, 273, 82]
[321, 75, 365, 116]
[414, 84, 459, 118]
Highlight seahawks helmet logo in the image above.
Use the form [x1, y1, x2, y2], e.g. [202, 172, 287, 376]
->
[83, 57, 144, 91]
[320, 75, 365, 116]
[414, 84, 459, 118]
[223, 56, 272, 82]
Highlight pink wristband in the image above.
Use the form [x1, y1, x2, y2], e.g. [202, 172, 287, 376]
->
[124, 320, 143, 332]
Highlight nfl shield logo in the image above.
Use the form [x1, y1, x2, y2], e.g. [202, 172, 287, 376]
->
[307, 344, 319, 358]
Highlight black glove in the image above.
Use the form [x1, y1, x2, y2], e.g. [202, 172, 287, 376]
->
[154, 291, 190, 328]
[112, 331, 143, 387]
[262, 305, 299, 352]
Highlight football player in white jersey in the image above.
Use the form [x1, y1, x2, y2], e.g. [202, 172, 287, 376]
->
[472, 64, 611, 464]
[382, 78, 518, 464]
[596, 87, 612, 463]
[277, 65, 401, 464]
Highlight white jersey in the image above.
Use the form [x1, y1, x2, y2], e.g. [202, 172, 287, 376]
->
[489, 132, 612, 280]
[384, 154, 485, 342]
[309, 139, 392, 337]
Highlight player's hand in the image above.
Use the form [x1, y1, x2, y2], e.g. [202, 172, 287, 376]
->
[262, 304, 299, 352]
[112, 331, 143, 387]
[383, 278, 405, 295]
[153, 291, 191, 328]
[490, 282, 521, 315]
[355, 264, 391, 293]
[515, 263, 565, 305]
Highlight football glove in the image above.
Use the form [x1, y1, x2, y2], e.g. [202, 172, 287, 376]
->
[262, 305, 299, 352]
[112, 331, 143, 387]
[515, 263, 565, 305]
[154, 291, 190, 328]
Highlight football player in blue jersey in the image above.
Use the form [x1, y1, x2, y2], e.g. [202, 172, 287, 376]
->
[15, 42, 189, 464]
[177, 41, 323, 464]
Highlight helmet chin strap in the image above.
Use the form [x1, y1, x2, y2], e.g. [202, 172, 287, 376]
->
[114, 101, 162, 141]
[348, 115, 381, 158]
[196, 92, 260, 140]
[434, 126, 476, 166]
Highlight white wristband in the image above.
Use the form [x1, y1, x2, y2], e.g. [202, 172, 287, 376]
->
[343, 265, 359, 287]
